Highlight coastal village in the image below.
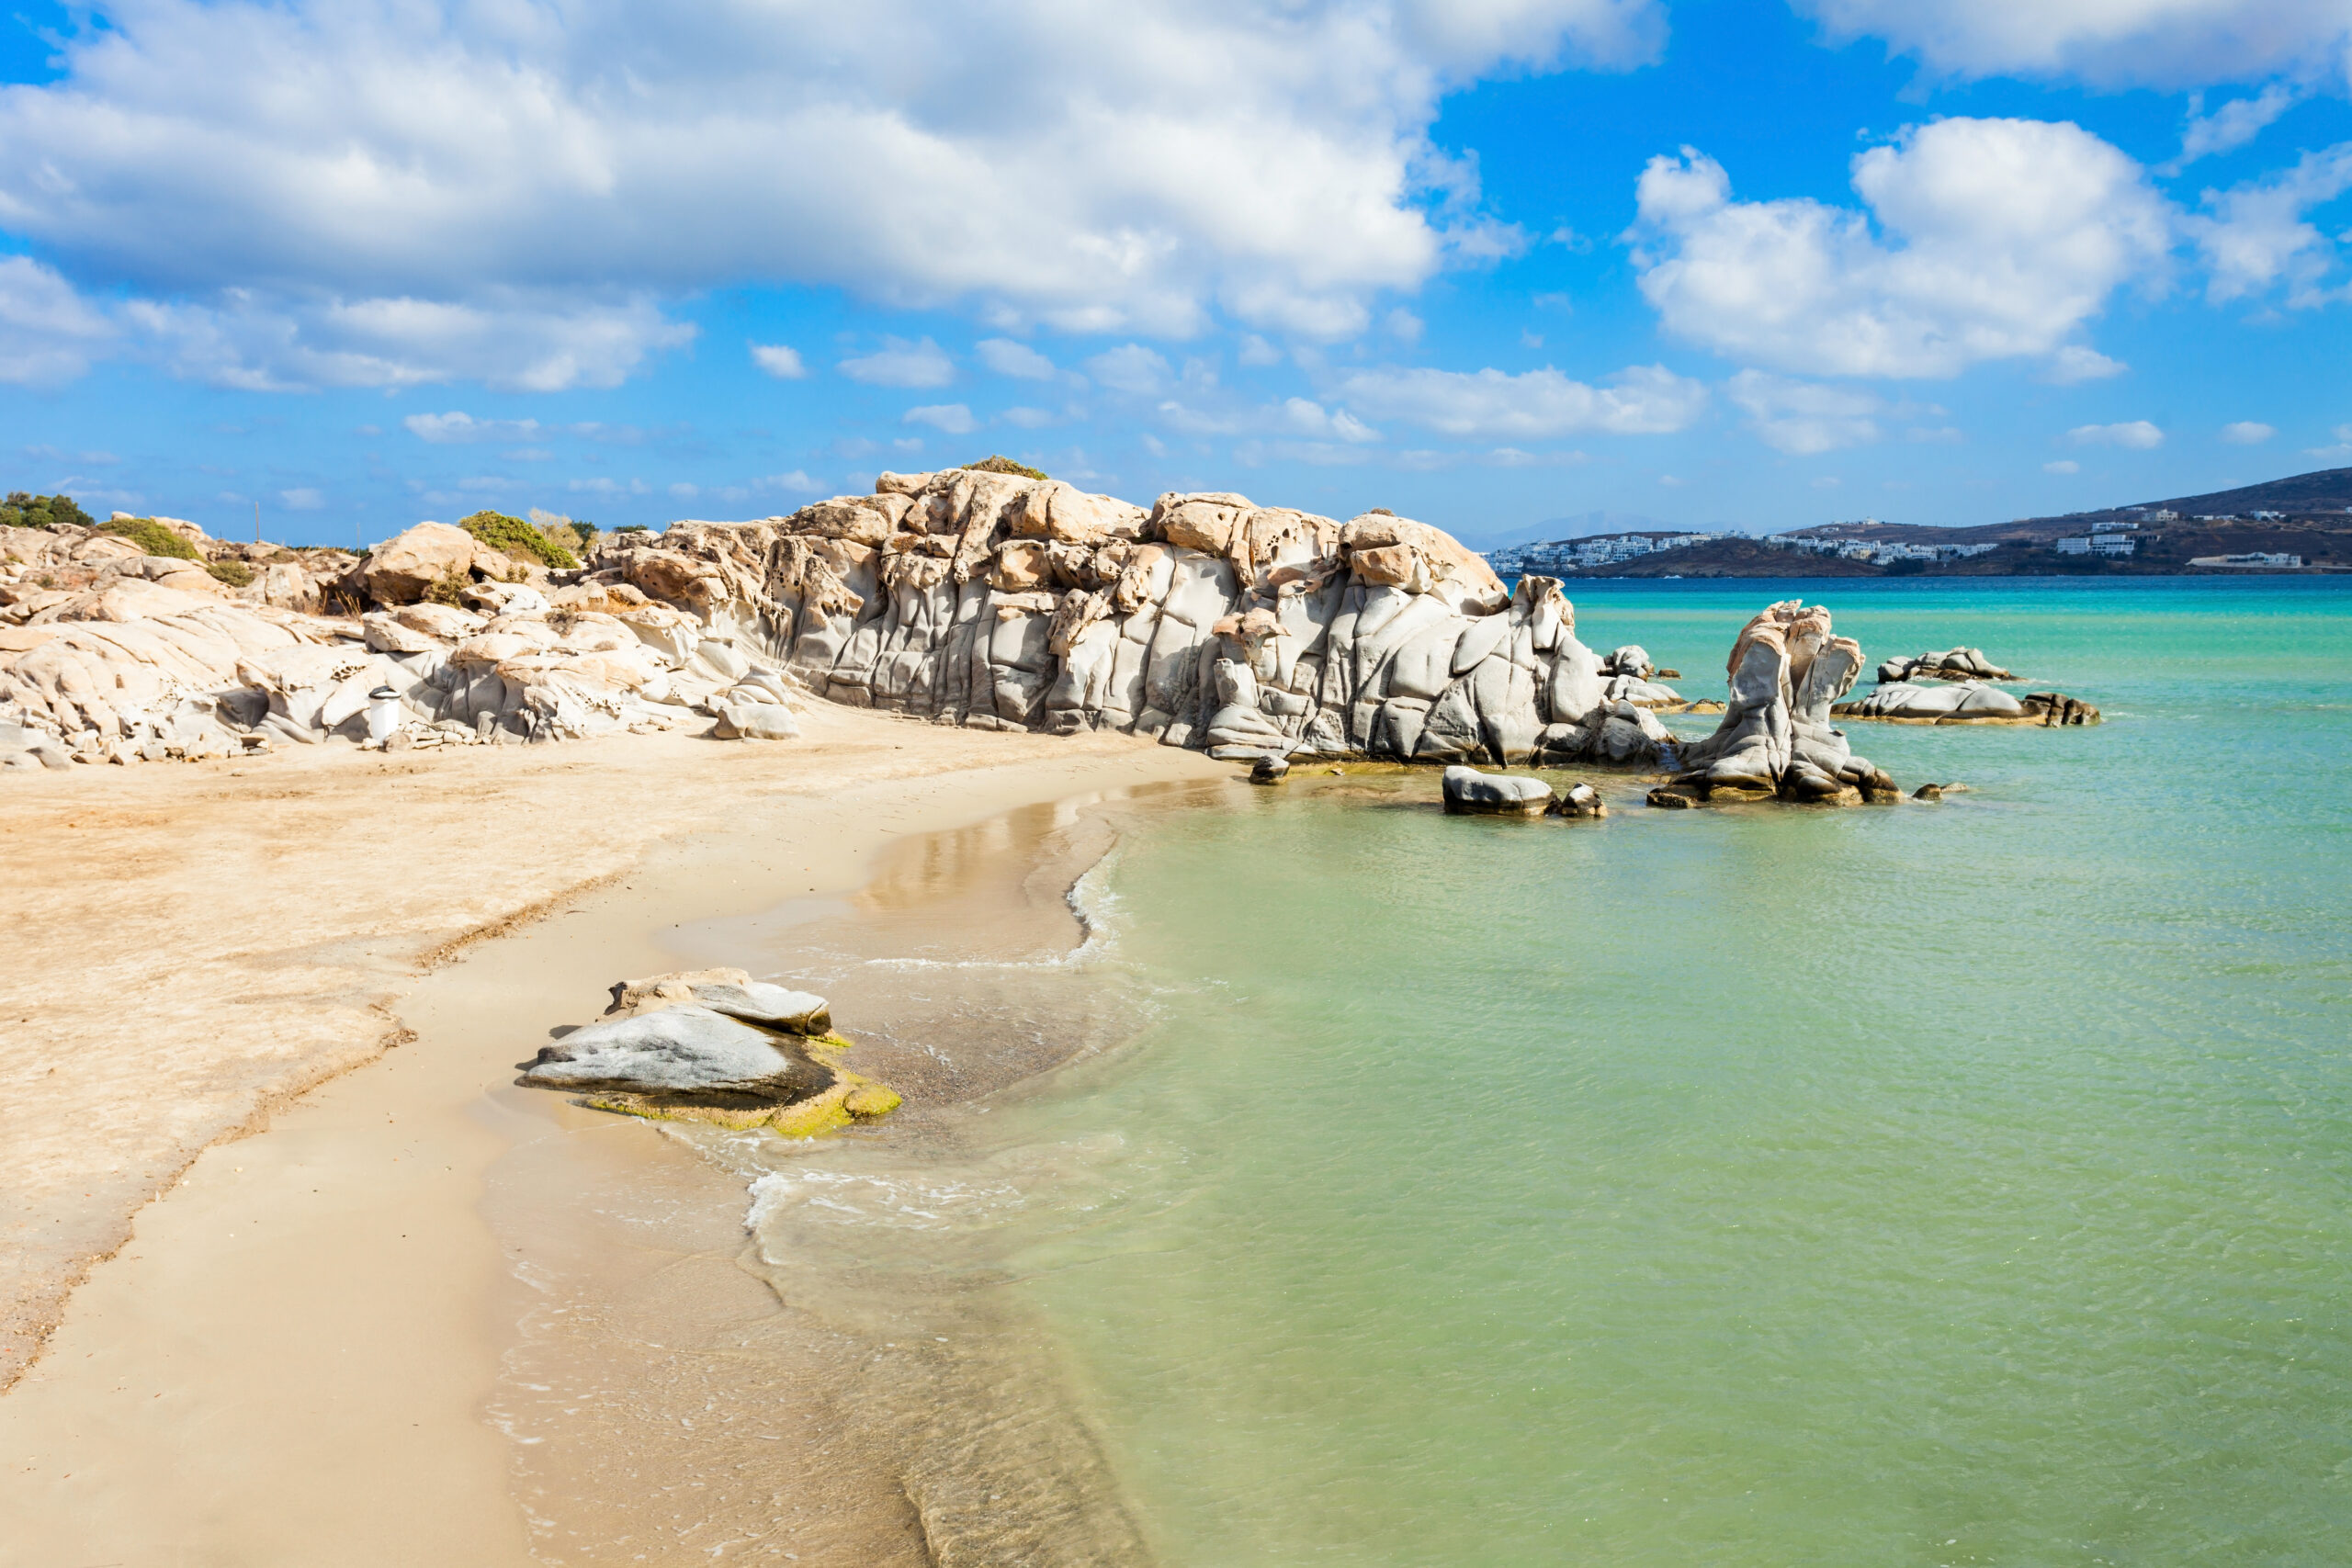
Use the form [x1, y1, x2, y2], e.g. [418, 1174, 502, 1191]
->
[1487, 467, 2351, 577]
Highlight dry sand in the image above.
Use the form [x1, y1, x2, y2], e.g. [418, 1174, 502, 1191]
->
[0, 702, 1228, 1563]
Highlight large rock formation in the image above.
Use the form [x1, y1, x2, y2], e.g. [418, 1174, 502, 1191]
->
[4, 470, 1683, 773]
[1657, 600, 1898, 806]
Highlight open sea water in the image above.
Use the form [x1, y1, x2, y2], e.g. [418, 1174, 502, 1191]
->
[753, 578, 2352, 1565]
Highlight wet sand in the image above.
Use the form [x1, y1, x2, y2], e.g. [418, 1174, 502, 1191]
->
[0, 705, 1228, 1564]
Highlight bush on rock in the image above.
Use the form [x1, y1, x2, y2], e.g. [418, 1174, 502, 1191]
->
[458, 510, 579, 570]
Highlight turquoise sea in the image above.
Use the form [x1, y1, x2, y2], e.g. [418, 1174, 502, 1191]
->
[745, 578, 2352, 1565]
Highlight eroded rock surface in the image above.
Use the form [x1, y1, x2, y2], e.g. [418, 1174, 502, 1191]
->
[1878, 648, 2016, 682]
[1837, 683, 2101, 726]
[6, 472, 1686, 774]
[1668, 600, 1898, 805]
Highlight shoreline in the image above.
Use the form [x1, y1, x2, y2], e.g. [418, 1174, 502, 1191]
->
[0, 707, 1229, 1562]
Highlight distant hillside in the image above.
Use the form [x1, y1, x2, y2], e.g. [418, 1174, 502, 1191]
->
[1444, 509, 1684, 553]
[1534, 466, 2352, 578]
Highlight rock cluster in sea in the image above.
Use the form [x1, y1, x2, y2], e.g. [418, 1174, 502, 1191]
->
[516, 966, 899, 1136]
[1835, 683, 2101, 725]
[2, 471, 1707, 772]
[1878, 647, 2016, 682]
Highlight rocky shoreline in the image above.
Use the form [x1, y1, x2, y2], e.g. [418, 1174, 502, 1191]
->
[5, 468, 2105, 807]
[5, 468, 1706, 775]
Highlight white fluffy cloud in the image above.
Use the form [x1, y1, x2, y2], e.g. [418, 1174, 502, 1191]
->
[404, 412, 543, 444]
[1334, 363, 1706, 437]
[0, 0, 1663, 390]
[2043, 344, 2129, 383]
[1725, 370, 1882, 454]
[123, 288, 691, 392]
[1087, 344, 1174, 395]
[0, 255, 117, 384]
[976, 339, 1058, 380]
[2222, 420, 2276, 443]
[2190, 142, 2352, 306]
[839, 338, 956, 389]
[2173, 85, 2301, 167]
[1630, 118, 2170, 378]
[1793, 0, 2352, 88]
[905, 403, 978, 434]
[2070, 420, 2165, 448]
[750, 344, 807, 379]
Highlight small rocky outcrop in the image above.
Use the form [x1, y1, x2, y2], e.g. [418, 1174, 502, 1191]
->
[1878, 648, 2015, 682]
[518, 967, 896, 1136]
[1441, 764, 1552, 816]
[1545, 782, 1607, 818]
[1835, 683, 2101, 726]
[1666, 600, 1899, 806]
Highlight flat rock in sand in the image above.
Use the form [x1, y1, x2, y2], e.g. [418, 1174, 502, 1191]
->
[516, 1004, 826, 1100]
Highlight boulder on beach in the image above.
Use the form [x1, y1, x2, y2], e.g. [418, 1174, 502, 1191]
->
[522, 970, 894, 1136]
[516, 1005, 829, 1100]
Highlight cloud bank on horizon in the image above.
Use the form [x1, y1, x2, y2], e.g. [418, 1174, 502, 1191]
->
[2, 0, 2350, 536]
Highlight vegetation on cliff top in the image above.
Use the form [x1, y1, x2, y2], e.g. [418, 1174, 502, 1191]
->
[963, 455, 1048, 480]
[101, 517, 201, 559]
[2, 492, 96, 531]
[458, 509, 580, 570]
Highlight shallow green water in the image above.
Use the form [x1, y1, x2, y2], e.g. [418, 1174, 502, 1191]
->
[766, 579, 2352, 1564]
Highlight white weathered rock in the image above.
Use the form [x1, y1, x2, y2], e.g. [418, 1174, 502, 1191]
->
[688, 980, 831, 1034]
[1670, 601, 1895, 804]
[1441, 765, 1553, 816]
[359, 523, 480, 605]
[516, 1005, 826, 1099]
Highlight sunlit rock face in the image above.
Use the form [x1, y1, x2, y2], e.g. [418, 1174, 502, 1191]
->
[603, 472, 1671, 768]
[1, 471, 1679, 770]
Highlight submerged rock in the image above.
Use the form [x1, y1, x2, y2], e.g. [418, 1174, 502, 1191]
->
[1442, 764, 1552, 816]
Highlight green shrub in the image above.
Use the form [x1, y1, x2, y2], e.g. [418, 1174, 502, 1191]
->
[2, 491, 96, 530]
[424, 573, 469, 606]
[101, 517, 201, 559]
[458, 509, 578, 570]
[616, 523, 650, 534]
[962, 455, 1049, 480]
[206, 559, 255, 587]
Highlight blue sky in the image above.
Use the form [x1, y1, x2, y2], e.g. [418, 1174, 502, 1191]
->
[3, 0, 2350, 547]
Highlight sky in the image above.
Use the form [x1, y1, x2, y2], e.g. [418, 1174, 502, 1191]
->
[3, 0, 2351, 549]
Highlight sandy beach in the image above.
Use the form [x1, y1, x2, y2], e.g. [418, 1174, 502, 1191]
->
[0, 703, 1228, 1564]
